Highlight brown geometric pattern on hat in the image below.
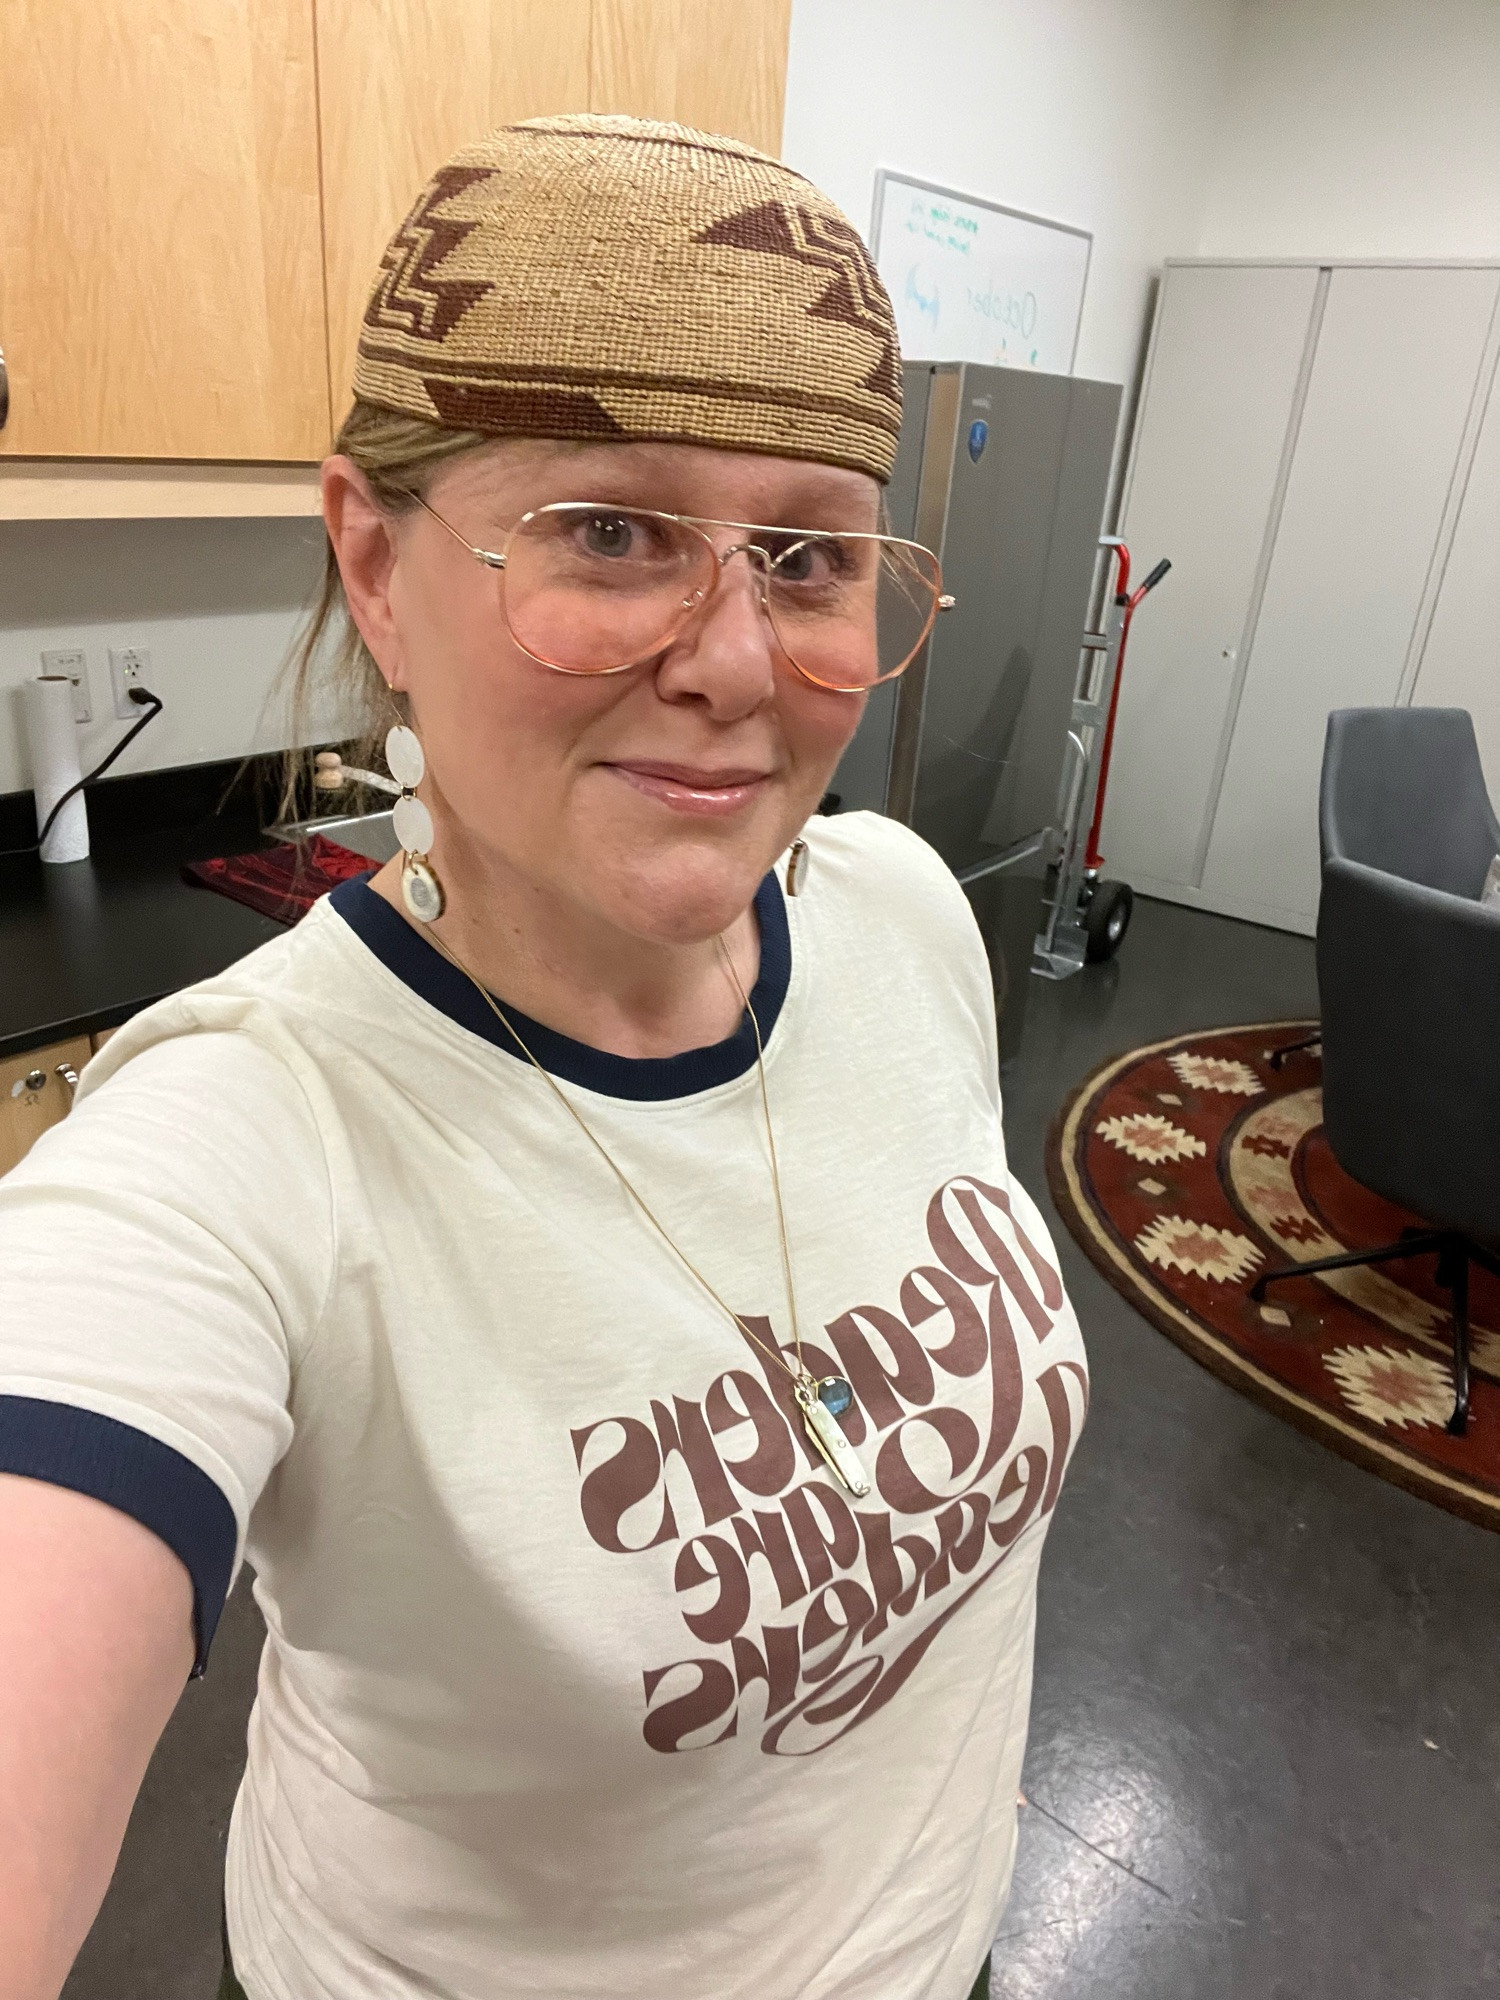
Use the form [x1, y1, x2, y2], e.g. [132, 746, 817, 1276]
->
[351, 115, 903, 484]
[695, 200, 902, 407]
[425, 381, 627, 437]
[364, 166, 497, 344]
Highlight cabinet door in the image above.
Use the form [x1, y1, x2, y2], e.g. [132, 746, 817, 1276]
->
[590, 0, 792, 157]
[0, 0, 328, 460]
[1201, 266, 1500, 931]
[316, 0, 593, 419]
[0, 1037, 93, 1178]
[318, 1, 793, 423]
[1103, 265, 1321, 893]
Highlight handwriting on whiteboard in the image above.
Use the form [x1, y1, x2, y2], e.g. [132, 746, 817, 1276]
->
[873, 175, 1089, 375]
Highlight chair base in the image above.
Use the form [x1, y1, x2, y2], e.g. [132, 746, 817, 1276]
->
[1267, 1030, 1322, 1072]
[1249, 1230, 1500, 1436]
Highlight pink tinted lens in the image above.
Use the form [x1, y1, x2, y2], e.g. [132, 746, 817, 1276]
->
[762, 535, 942, 689]
[503, 505, 714, 671]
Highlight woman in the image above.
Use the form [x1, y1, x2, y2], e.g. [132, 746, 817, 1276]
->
[0, 117, 1086, 2000]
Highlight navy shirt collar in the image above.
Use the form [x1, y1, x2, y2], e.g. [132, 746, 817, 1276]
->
[327, 871, 791, 1102]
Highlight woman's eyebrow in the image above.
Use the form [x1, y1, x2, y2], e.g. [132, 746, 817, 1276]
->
[756, 502, 882, 533]
[451, 474, 881, 534]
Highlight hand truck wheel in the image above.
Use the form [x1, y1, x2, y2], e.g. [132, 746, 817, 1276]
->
[1084, 879, 1133, 963]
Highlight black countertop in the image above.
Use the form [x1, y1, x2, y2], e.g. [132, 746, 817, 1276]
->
[0, 754, 341, 1061]
[0, 822, 285, 1060]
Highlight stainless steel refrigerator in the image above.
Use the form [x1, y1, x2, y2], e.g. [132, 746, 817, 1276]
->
[830, 361, 1121, 1059]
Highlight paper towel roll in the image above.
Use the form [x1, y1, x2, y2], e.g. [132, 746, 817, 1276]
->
[23, 675, 89, 863]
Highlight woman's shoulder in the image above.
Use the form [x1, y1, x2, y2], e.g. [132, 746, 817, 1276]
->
[792, 811, 997, 1061]
[13, 928, 341, 1336]
[797, 810, 976, 938]
[56, 1002, 331, 1220]
[81, 894, 373, 1092]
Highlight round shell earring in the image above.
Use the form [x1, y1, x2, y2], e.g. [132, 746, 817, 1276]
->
[386, 722, 445, 924]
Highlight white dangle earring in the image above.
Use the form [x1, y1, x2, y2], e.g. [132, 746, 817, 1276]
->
[385, 721, 445, 923]
[785, 836, 810, 897]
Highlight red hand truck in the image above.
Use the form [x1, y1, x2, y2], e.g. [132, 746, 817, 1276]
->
[1034, 537, 1171, 978]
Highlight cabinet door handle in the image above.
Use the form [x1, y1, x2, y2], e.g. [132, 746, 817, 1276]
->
[55, 1062, 79, 1097]
[0, 342, 8, 431]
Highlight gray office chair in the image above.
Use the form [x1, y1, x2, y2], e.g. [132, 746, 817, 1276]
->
[1251, 708, 1500, 1435]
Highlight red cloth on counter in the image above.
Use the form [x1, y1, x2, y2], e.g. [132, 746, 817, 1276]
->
[184, 836, 371, 924]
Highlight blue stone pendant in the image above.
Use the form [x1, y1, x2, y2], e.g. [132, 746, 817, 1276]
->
[795, 1373, 871, 1496]
[817, 1375, 854, 1417]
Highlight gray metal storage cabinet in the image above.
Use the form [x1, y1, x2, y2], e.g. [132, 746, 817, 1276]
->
[832, 359, 1119, 1054]
[1103, 258, 1500, 935]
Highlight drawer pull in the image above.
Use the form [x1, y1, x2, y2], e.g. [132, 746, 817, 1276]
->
[55, 1063, 79, 1096]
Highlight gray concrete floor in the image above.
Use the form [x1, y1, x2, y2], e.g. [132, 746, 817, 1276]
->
[993, 897, 1500, 1997]
[64, 896, 1500, 1998]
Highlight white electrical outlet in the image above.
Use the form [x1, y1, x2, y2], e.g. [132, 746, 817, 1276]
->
[41, 648, 90, 723]
[109, 645, 151, 720]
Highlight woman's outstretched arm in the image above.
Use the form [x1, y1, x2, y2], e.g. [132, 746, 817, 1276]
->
[0, 1473, 193, 2000]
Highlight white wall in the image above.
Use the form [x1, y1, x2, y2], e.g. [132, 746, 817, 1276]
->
[782, 0, 1243, 395]
[1189, 0, 1500, 800]
[1198, 0, 1500, 258]
[0, 518, 347, 800]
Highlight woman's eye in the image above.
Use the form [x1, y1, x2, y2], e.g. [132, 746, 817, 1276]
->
[768, 536, 844, 585]
[581, 513, 636, 558]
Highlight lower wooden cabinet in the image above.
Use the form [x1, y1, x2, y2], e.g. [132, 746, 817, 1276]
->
[0, 1035, 94, 1178]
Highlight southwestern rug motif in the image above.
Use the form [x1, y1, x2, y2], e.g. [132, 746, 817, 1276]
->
[1047, 1022, 1500, 1532]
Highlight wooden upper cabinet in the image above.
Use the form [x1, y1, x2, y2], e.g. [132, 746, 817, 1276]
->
[317, 0, 593, 420]
[0, 0, 330, 460]
[590, 0, 792, 157]
[317, 0, 792, 419]
[1, 0, 792, 468]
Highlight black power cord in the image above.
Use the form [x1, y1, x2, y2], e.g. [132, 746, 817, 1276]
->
[0, 685, 165, 859]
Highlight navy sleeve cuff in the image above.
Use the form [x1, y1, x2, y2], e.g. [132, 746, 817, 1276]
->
[0, 1395, 239, 1677]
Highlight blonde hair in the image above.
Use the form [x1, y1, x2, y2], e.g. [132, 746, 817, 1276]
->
[279, 399, 489, 822]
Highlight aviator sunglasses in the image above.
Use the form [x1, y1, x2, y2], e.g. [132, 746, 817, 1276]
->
[407, 491, 955, 694]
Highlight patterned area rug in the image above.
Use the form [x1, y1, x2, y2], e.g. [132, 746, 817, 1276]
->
[1047, 1022, 1500, 1531]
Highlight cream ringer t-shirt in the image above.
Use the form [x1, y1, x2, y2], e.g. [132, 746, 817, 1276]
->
[0, 810, 1087, 2000]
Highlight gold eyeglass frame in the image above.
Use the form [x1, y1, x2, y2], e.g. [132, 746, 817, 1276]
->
[406, 490, 956, 694]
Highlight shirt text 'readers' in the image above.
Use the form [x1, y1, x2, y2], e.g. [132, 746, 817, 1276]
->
[570, 1175, 1089, 1757]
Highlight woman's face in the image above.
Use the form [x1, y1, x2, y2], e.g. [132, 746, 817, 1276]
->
[328, 439, 878, 945]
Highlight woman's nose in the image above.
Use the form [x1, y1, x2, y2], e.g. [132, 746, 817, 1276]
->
[655, 546, 780, 715]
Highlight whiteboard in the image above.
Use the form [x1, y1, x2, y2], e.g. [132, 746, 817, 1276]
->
[870, 170, 1090, 374]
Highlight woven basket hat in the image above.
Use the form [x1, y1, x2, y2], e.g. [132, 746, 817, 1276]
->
[352, 114, 902, 484]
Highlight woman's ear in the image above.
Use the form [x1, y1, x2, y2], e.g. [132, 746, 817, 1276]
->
[321, 455, 407, 687]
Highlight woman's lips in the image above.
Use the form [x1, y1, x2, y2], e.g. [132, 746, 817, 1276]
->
[604, 761, 772, 817]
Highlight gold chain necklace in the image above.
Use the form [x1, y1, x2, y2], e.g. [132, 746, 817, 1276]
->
[424, 923, 873, 1499]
